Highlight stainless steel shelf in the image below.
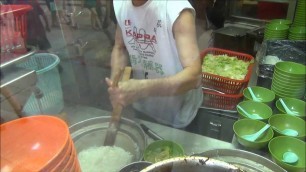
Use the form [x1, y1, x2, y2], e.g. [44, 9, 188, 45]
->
[0, 46, 36, 69]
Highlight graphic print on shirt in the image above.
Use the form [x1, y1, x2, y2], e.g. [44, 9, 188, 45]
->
[124, 19, 165, 77]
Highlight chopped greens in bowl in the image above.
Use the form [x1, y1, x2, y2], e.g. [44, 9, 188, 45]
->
[144, 140, 184, 163]
[202, 54, 251, 80]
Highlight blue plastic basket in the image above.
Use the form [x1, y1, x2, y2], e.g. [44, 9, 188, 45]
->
[18, 53, 64, 115]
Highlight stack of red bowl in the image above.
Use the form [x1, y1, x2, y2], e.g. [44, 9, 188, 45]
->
[0, 115, 81, 172]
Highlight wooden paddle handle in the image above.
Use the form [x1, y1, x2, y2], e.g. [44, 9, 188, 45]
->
[104, 67, 132, 146]
[121, 67, 132, 82]
[111, 66, 132, 121]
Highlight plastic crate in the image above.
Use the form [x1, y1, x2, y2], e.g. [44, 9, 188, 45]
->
[203, 89, 244, 110]
[17, 53, 64, 115]
[200, 47, 254, 94]
[0, 5, 32, 61]
[0, 5, 32, 39]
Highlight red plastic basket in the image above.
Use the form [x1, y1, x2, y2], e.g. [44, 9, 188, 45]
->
[1, 5, 32, 63]
[1, 5, 32, 40]
[200, 47, 254, 94]
[203, 89, 244, 110]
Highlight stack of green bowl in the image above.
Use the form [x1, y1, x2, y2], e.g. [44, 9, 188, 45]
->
[264, 23, 289, 40]
[270, 19, 292, 26]
[292, 0, 306, 27]
[271, 61, 306, 99]
[288, 26, 306, 40]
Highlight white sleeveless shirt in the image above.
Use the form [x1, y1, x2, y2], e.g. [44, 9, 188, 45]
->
[113, 0, 203, 128]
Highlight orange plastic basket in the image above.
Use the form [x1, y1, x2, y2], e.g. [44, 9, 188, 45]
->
[203, 89, 244, 110]
[200, 47, 254, 94]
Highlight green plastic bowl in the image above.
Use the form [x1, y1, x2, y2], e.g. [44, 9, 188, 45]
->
[243, 86, 275, 106]
[272, 78, 305, 89]
[264, 30, 288, 35]
[271, 80, 305, 95]
[289, 26, 306, 34]
[233, 119, 274, 149]
[268, 114, 306, 140]
[272, 75, 305, 86]
[268, 136, 306, 172]
[275, 61, 306, 76]
[275, 98, 306, 118]
[274, 70, 306, 80]
[143, 140, 184, 163]
[270, 19, 292, 25]
[273, 91, 304, 100]
[271, 81, 305, 94]
[237, 100, 273, 121]
[266, 23, 289, 31]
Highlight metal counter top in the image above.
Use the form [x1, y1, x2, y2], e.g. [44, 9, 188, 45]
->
[138, 119, 270, 159]
[139, 119, 235, 155]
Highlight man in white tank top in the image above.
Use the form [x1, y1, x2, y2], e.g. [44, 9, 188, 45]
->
[105, 0, 203, 128]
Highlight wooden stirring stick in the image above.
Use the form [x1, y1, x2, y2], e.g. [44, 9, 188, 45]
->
[104, 67, 132, 146]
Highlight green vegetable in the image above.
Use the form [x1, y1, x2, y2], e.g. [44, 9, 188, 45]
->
[145, 146, 172, 162]
[202, 54, 250, 80]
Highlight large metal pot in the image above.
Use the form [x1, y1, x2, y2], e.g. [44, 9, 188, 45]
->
[120, 161, 153, 172]
[195, 149, 286, 172]
[140, 156, 242, 172]
[69, 116, 147, 162]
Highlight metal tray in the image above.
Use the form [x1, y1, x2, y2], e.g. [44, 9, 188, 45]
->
[194, 149, 286, 172]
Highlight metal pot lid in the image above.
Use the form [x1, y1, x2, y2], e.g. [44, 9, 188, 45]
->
[194, 149, 286, 172]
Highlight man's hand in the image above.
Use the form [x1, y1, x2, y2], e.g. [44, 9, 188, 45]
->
[105, 78, 141, 108]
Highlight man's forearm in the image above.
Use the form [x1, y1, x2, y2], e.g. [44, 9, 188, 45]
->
[137, 64, 202, 98]
[110, 46, 129, 80]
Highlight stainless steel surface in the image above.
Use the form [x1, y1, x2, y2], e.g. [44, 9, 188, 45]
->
[69, 116, 147, 162]
[120, 161, 152, 172]
[0, 46, 36, 69]
[185, 108, 237, 142]
[213, 25, 255, 55]
[140, 123, 163, 141]
[214, 26, 250, 37]
[195, 149, 286, 172]
[139, 120, 236, 155]
[0, 67, 37, 120]
[200, 106, 237, 113]
[141, 156, 241, 172]
[1, 67, 36, 89]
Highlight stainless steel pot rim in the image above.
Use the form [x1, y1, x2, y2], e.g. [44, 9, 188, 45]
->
[141, 156, 240, 172]
[119, 161, 153, 172]
[194, 148, 287, 172]
[69, 116, 142, 129]
[69, 116, 147, 162]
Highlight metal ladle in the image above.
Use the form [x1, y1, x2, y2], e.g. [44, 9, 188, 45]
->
[237, 105, 263, 120]
[282, 151, 299, 164]
[272, 127, 299, 137]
